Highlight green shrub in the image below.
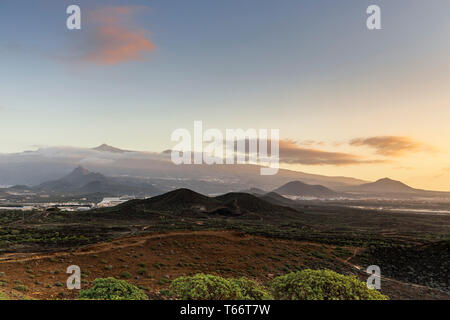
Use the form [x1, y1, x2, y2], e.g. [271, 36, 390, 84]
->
[158, 277, 170, 285]
[0, 291, 9, 300]
[79, 277, 147, 300]
[270, 269, 388, 300]
[230, 277, 272, 300]
[137, 268, 147, 276]
[169, 273, 271, 300]
[120, 271, 132, 279]
[13, 285, 28, 292]
[169, 274, 239, 300]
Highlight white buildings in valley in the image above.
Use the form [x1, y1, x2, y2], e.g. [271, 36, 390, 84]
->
[96, 196, 135, 208]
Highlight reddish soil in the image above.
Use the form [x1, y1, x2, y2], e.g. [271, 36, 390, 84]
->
[0, 230, 448, 300]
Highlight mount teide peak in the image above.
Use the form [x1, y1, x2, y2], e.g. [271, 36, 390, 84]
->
[92, 144, 128, 153]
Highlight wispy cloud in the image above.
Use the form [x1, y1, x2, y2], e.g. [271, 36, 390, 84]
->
[82, 6, 155, 65]
[394, 165, 414, 170]
[433, 166, 450, 179]
[349, 136, 434, 157]
[295, 140, 326, 147]
[278, 140, 384, 166]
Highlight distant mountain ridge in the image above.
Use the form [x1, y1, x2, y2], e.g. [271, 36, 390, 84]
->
[1, 144, 449, 198]
[38, 166, 107, 191]
[269, 178, 450, 199]
[355, 178, 416, 193]
[0, 144, 369, 191]
[337, 177, 450, 198]
[36, 166, 162, 197]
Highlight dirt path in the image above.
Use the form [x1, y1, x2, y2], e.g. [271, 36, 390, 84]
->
[0, 230, 255, 264]
[344, 248, 360, 263]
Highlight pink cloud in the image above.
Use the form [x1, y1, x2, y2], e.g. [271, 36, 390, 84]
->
[83, 6, 155, 65]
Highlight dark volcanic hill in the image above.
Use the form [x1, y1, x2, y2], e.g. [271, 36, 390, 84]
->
[121, 188, 221, 212]
[215, 192, 295, 214]
[259, 192, 299, 207]
[273, 181, 337, 198]
[117, 188, 300, 219]
[239, 188, 267, 196]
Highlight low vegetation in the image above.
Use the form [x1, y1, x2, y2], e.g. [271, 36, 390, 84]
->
[0, 290, 9, 300]
[168, 270, 388, 300]
[1, 192, 448, 299]
[169, 273, 271, 300]
[271, 269, 388, 300]
[357, 241, 450, 292]
[79, 277, 147, 300]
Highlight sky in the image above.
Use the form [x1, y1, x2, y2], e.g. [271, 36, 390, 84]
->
[1, 0, 450, 190]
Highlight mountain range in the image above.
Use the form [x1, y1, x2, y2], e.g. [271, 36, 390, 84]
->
[335, 177, 450, 198]
[0, 144, 449, 200]
[0, 144, 367, 193]
[272, 178, 450, 199]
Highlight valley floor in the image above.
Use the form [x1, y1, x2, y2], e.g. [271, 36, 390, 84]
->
[0, 230, 448, 300]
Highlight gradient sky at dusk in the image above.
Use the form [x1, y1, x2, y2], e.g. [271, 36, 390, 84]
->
[1, 0, 450, 190]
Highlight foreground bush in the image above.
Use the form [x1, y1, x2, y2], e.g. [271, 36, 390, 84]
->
[270, 269, 388, 300]
[79, 277, 147, 300]
[169, 274, 271, 300]
[230, 277, 272, 300]
[0, 291, 9, 300]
